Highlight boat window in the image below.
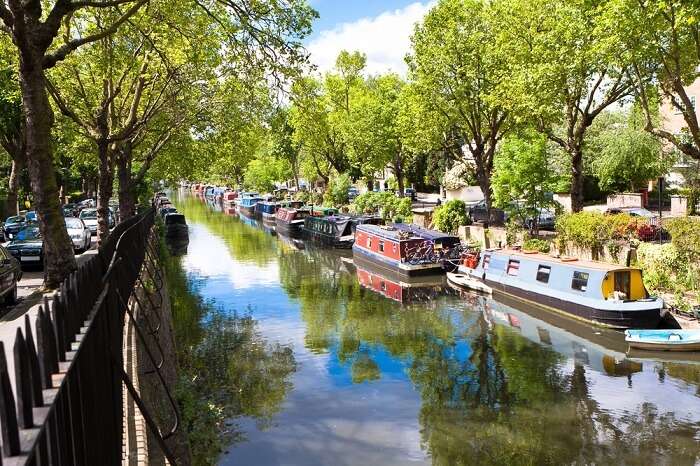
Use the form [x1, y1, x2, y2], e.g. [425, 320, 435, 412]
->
[507, 259, 520, 276]
[392, 243, 398, 253]
[483, 254, 491, 270]
[368, 237, 372, 248]
[572, 271, 589, 292]
[381, 281, 386, 291]
[536, 265, 551, 283]
[379, 241, 384, 252]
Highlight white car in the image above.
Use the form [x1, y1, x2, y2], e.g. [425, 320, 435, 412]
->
[65, 217, 92, 252]
[79, 208, 98, 235]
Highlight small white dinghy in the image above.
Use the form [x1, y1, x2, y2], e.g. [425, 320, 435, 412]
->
[625, 329, 700, 352]
[447, 272, 492, 294]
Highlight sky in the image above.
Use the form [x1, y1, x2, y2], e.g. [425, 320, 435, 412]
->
[305, 1, 435, 76]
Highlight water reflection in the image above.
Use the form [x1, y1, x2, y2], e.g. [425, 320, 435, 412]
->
[170, 191, 700, 466]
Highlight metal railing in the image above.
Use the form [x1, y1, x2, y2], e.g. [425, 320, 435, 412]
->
[0, 208, 180, 465]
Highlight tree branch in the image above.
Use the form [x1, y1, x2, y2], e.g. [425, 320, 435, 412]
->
[42, 0, 148, 69]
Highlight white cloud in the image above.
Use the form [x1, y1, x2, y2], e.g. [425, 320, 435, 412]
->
[307, 2, 435, 77]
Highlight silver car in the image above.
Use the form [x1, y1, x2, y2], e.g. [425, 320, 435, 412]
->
[65, 217, 92, 252]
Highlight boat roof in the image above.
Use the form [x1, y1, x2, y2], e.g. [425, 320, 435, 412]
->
[488, 248, 636, 272]
[391, 223, 459, 241]
[356, 223, 422, 241]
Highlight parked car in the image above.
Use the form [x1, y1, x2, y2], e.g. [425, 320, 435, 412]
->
[6, 226, 43, 267]
[65, 217, 92, 252]
[3, 215, 25, 240]
[468, 200, 505, 224]
[606, 207, 657, 218]
[62, 203, 79, 217]
[348, 187, 360, 200]
[25, 211, 37, 223]
[0, 245, 21, 304]
[522, 208, 556, 230]
[396, 188, 417, 200]
[79, 208, 98, 235]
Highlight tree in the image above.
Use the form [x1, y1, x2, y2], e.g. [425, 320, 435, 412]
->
[587, 109, 669, 192]
[492, 131, 565, 233]
[606, 0, 700, 160]
[0, 37, 23, 214]
[0, 0, 150, 286]
[408, 0, 510, 215]
[243, 154, 290, 193]
[494, 0, 631, 212]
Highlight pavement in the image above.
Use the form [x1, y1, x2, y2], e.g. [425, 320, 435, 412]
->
[0, 235, 98, 390]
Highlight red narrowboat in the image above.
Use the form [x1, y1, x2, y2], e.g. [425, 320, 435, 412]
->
[353, 224, 460, 277]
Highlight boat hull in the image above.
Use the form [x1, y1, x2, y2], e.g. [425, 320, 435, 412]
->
[239, 205, 256, 218]
[484, 278, 662, 329]
[627, 340, 700, 351]
[275, 220, 304, 238]
[303, 228, 353, 248]
[262, 212, 277, 225]
[352, 245, 445, 277]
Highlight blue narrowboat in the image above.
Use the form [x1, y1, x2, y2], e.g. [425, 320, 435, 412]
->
[461, 249, 663, 329]
[238, 193, 262, 218]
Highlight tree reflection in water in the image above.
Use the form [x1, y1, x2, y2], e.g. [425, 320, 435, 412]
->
[281, 246, 700, 465]
[164, 248, 296, 465]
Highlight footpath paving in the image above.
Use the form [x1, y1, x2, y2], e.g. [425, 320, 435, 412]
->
[0, 238, 98, 389]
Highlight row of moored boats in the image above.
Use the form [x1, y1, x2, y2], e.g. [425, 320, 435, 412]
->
[190, 184, 700, 352]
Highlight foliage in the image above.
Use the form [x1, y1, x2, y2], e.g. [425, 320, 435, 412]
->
[351, 191, 412, 221]
[243, 154, 291, 193]
[433, 200, 469, 234]
[555, 212, 640, 250]
[522, 238, 551, 253]
[323, 173, 352, 207]
[492, 131, 566, 230]
[666, 218, 700, 263]
[587, 109, 670, 192]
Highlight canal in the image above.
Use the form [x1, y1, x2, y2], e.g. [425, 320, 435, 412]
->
[168, 192, 700, 466]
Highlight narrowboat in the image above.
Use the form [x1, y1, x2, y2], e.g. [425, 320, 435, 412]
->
[262, 200, 304, 227]
[353, 224, 460, 276]
[257, 201, 279, 224]
[163, 213, 188, 241]
[237, 193, 262, 218]
[354, 256, 447, 304]
[276, 207, 311, 237]
[303, 214, 383, 248]
[461, 249, 663, 329]
[223, 191, 237, 204]
[625, 330, 700, 352]
[204, 185, 216, 198]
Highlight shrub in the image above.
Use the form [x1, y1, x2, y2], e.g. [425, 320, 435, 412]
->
[433, 200, 469, 234]
[323, 173, 352, 207]
[351, 192, 412, 221]
[666, 217, 700, 262]
[555, 211, 640, 250]
[523, 238, 551, 253]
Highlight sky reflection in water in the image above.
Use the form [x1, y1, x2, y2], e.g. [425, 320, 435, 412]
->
[171, 193, 700, 466]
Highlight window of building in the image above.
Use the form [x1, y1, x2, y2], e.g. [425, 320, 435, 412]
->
[483, 254, 491, 270]
[379, 241, 385, 252]
[507, 259, 520, 276]
[536, 265, 551, 283]
[571, 271, 589, 291]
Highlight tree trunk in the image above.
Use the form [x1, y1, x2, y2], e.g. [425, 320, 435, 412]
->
[96, 140, 114, 244]
[7, 158, 22, 216]
[116, 150, 136, 220]
[394, 156, 405, 198]
[19, 56, 76, 287]
[570, 145, 584, 213]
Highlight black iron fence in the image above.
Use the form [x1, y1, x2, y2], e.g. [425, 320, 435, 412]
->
[0, 208, 179, 465]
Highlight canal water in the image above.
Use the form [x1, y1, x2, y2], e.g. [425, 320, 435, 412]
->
[169, 192, 700, 466]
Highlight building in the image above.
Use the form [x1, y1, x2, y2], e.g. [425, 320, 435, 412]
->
[659, 77, 699, 188]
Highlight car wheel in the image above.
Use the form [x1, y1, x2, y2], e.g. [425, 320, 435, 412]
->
[5, 284, 17, 305]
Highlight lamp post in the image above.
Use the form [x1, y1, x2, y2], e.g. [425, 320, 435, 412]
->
[658, 176, 664, 243]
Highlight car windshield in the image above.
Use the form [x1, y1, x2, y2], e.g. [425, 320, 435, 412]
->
[6, 216, 23, 224]
[26, 212, 36, 220]
[80, 210, 97, 219]
[17, 227, 41, 241]
[65, 218, 83, 229]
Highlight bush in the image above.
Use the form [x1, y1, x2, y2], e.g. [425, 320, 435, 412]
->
[555, 211, 641, 250]
[323, 173, 352, 207]
[433, 200, 469, 234]
[666, 217, 700, 262]
[351, 192, 412, 221]
[523, 238, 551, 253]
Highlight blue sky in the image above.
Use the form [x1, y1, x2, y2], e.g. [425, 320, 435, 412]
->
[305, 1, 435, 76]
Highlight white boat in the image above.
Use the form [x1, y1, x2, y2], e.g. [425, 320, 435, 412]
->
[447, 272, 492, 294]
[625, 329, 700, 352]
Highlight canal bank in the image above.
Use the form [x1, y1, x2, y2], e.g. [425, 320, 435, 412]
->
[170, 191, 700, 466]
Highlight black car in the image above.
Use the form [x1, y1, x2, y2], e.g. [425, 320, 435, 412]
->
[3, 215, 26, 240]
[6, 226, 44, 267]
[62, 203, 78, 217]
[0, 245, 21, 305]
